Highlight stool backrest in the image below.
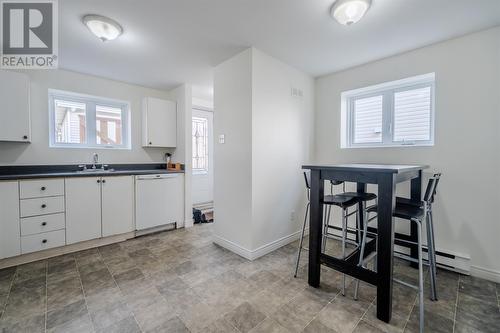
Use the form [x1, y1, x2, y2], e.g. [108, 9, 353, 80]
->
[303, 171, 311, 189]
[423, 173, 442, 204]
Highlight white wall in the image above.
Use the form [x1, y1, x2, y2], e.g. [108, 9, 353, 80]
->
[314, 27, 500, 281]
[251, 49, 314, 250]
[213, 48, 314, 257]
[214, 49, 254, 250]
[0, 69, 176, 165]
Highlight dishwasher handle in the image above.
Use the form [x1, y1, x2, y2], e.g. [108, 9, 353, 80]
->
[136, 174, 180, 180]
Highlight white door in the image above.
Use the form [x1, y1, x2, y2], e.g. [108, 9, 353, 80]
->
[0, 181, 21, 259]
[102, 176, 134, 237]
[192, 109, 214, 205]
[66, 177, 102, 244]
[0, 70, 30, 142]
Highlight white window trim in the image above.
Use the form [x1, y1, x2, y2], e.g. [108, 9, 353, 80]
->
[48, 89, 131, 149]
[341, 73, 435, 149]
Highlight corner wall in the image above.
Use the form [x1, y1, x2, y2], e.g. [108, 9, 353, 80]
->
[213, 48, 314, 258]
[314, 27, 500, 281]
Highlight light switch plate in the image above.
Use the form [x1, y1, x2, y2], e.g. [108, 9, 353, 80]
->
[218, 134, 225, 144]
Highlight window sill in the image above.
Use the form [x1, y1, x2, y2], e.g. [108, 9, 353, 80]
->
[342, 143, 434, 149]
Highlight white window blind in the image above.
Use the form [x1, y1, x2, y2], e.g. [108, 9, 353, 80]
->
[353, 95, 383, 144]
[393, 86, 431, 142]
[341, 73, 435, 148]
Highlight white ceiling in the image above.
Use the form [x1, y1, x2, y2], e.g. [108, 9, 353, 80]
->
[59, 0, 500, 93]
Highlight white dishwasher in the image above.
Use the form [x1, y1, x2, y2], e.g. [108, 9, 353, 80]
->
[135, 173, 184, 234]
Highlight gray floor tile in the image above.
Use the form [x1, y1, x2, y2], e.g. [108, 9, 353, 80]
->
[202, 318, 239, 333]
[90, 300, 131, 330]
[46, 299, 88, 329]
[404, 308, 454, 333]
[456, 293, 500, 333]
[0, 313, 45, 333]
[97, 316, 140, 333]
[353, 320, 385, 333]
[312, 296, 370, 333]
[250, 317, 290, 333]
[47, 313, 94, 333]
[459, 275, 498, 305]
[224, 302, 267, 333]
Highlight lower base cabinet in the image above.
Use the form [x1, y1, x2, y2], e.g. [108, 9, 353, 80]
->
[65, 177, 102, 244]
[66, 176, 134, 245]
[0, 181, 21, 259]
[102, 176, 134, 237]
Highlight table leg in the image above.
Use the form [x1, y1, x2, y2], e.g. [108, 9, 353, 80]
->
[410, 170, 423, 266]
[356, 183, 367, 244]
[376, 174, 396, 322]
[308, 170, 324, 288]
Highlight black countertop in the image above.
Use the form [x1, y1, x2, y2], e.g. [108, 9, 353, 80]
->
[0, 163, 184, 180]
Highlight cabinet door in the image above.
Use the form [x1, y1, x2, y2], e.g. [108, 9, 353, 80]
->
[65, 177, 102, 244]
[0, 70, 30, 142]
[143, 97, 176, 147]
[102, 176, 134, 237]
[0, 181, 21, 259]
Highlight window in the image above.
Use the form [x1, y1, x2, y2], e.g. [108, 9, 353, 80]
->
[192, 116, 208, 173]
[49, 90, 130, 149]
[341, 73, 435, 148]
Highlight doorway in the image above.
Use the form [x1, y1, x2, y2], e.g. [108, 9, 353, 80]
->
[191, 108, 214, 215]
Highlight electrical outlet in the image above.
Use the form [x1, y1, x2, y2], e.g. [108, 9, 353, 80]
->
[218, 134, 225, 144]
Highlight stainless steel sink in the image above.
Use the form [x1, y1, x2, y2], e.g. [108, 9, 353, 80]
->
[77, 168, 115, 173]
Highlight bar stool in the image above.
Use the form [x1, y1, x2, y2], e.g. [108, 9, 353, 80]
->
[294, 172, 377, 297]
[355, 173, 441, 333]
[294, 172, 358, 279]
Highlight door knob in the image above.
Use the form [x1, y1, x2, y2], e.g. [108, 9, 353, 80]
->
[41, 186, 46, 191]
[42, 239, 47, 244]
[41, 204, 47, 208]
[41, 222, 47, 226]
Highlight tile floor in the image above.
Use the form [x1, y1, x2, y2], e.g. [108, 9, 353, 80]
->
[0, 224, 499, 333]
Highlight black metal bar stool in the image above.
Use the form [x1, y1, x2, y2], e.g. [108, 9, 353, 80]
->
[356, 173, 441, 333]
[295, 172, 377, 297]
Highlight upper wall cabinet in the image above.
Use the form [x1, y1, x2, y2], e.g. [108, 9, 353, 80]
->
[0, 70, 31, 142]
[142, 97, 177, 148]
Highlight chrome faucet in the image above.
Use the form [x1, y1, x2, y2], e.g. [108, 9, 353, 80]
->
[92, 153, 99, 169]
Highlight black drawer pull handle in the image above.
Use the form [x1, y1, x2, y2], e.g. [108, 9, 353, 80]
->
[41, 186, 46, 191]
[149, 142, 152, 145]
[42, 239, 47, 244]
[41, 222, 47, 226]
[41, 204, 47, 208]
[97, 180, 101, 183]
[102, 180, 106, 183]
[23, 135, 28, 140]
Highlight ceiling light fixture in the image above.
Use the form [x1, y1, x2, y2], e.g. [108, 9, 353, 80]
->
[330, 0, 372, 26]
[83, 14, 123, 42]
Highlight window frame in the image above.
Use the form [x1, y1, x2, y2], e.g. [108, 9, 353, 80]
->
[342, 73, 435, 149]
[48, 89, 131, 149]
[192, 115, 209, 175]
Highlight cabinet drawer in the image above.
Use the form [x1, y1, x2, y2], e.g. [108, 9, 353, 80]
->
[21, 229, 66, 254]
[20, 213, 65, 236]
[20, 196, 65, 217]
[20, 179, 64, 199]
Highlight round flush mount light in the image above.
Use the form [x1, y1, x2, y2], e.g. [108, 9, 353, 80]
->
[83, 14, 123, 42]
[330, 0, 372, 26]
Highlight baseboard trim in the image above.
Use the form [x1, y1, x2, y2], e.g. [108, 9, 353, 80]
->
[0, 232, 135, 270]
[213, 230, 303, 261]
[470, 265, 500, 283]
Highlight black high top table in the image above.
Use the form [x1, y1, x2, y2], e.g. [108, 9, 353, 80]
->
[302, 163, 428, 322]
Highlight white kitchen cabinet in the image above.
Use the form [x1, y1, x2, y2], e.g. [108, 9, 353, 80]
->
[65, 177, 102, 244]
[142, 97, 177, 147]
[0, 70, 31, 142]
[0, 181, 21, 259]
[101, 176, 134, 237]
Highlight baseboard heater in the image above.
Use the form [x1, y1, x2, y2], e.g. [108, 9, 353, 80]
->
[325, 225, 471, 275]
